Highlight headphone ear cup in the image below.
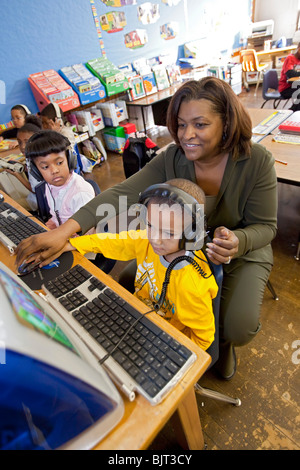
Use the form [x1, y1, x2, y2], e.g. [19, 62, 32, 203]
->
[66, 148, 77, 171]
[28, 160, 43, 182]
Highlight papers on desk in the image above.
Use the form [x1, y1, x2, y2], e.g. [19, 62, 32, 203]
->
[252, 109, 293, 136]
[0, 140, 18, 152]
[251, 134, 266, 143]
[273, 132, 300, 144]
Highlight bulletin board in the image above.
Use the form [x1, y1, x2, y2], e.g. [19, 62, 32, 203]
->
[91, 0, 252, 65]
[92, 0, 189, 65]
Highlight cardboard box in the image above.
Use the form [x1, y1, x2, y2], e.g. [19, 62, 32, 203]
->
[97, 100, 128, 127]
[59, 64, 106, 106]
[103, 126, 126, 154]
[28, 71, 80, 112]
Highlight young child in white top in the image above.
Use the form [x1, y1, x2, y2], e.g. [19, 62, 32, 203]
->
[25, 130, 95, 229]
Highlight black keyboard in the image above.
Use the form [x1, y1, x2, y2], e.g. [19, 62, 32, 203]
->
[43, 265, 196, 405]
[0, 201, 46, 253]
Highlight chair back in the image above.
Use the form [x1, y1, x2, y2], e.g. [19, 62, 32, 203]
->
[240, 49, 260, 72]
[205, 258, 223, 368]
[262, 69, 279, 96]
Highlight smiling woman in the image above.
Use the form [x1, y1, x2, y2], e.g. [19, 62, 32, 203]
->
[15, 77, 278, 380]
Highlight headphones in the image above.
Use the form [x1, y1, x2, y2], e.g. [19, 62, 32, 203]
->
[18, 104, 31, 115]
[29, 139, 77, 182]
[134, 183, 206, 251]
[52, 103, 63, 120]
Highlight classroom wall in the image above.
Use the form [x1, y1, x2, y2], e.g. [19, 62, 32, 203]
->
[254, 0, 299, 41]
[0, 0, 251, 124]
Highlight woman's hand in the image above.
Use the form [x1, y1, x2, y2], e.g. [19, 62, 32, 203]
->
[15, 219, 81, 268]
[206, 226, 239, 265]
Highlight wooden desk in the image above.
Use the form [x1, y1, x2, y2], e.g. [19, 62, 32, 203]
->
[126, 83, 183, 132]
[248, 108, 300, 186]
[257, 45, 297, 68]
[0, 190, 211, 450]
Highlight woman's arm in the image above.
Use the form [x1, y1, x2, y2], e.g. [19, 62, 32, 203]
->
[15, 148, 171, 266]
[15, 218, 81, 267]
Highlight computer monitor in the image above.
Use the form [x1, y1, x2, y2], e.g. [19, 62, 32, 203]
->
[0, 262, 124, 450]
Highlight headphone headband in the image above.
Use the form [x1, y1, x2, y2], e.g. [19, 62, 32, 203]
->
[52, 103, 63, 119]
[18, 104, 31, 115]
[135, 183, 206, 251]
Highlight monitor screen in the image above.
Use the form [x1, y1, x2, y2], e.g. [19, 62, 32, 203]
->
[0, 264, 124, 450]
[0, 266, 78, 354]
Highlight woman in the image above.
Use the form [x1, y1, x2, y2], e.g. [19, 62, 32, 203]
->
[16, 77, 278, 379]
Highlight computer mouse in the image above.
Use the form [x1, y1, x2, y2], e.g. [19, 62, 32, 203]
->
[0, 194, 4, 202]
[18, 258, 41, 276]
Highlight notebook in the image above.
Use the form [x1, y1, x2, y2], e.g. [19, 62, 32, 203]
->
[278, 111, 300, 134]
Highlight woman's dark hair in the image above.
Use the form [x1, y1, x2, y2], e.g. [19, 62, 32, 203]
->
[25, 130, 70, 161]
[166, 77, 252, 160]
[17, 115, 42, 134]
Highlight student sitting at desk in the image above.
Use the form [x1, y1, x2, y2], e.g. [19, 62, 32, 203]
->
[278, 42, 300, 110]
[0, 104, 31, 145]
[5, 115, 43, 211]
[63, 178, 218, 351]
[25, 130, 95, 229]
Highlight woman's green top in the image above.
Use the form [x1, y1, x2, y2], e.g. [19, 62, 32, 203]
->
[73, 143, 277, 264]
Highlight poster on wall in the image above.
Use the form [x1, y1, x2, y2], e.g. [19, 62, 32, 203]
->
[137, 3, 160, 24]
[100, 11, 126, 32]
[124, 29, 148, 49]
[160, 22, 179, 40]
[101, 0, 136, 6]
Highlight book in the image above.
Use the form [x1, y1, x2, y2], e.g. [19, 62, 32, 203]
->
[142, 72, 158, 95]
[0, 140, 19, 152]
[127, 75, 146, 100]
[152, 65, 170, 91]
[278, 111, 300, 134]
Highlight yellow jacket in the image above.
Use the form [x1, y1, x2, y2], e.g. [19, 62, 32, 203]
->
[70, 230, 218, 351]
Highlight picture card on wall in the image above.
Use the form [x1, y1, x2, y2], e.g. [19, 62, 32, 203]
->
[137, 3, 160, 25]
[100, 12, 127, 33]
[101, 0, 137, 6]
[124, 30, 148, 49]
[160, 22, 179, 40]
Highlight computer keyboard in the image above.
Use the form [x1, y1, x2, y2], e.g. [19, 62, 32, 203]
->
[42, 265, 196, 405]
[0, 200, 46, 253]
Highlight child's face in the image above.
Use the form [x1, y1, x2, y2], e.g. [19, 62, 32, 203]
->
[17, 130, 34, 155]
[34, 151, 70, 186]
[41, 115, 61, 131]
[11, 109, 26, 129]
[146, 202, 185, 261]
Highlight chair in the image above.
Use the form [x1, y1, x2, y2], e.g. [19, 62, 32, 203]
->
[261, 69, 290, 109]
[240, 49, 268, 96]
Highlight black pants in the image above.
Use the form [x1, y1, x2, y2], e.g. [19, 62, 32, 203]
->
[280, 84, 300, 110]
